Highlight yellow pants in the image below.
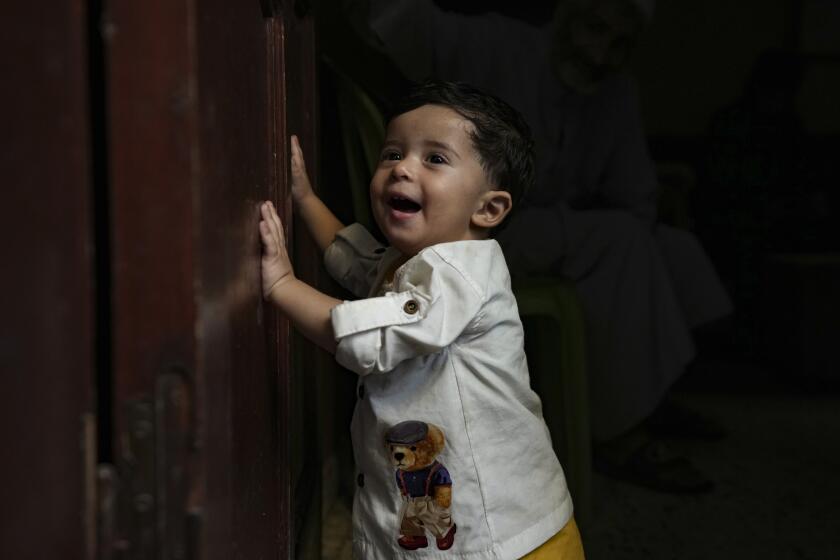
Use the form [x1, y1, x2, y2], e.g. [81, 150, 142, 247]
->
[520, 518, 585, 560]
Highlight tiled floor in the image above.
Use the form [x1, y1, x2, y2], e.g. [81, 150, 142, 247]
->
[582, 391, 840, 559]
[321, 386, 840, 559]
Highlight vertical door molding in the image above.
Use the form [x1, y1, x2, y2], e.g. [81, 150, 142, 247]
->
[265, 11, 294, 557]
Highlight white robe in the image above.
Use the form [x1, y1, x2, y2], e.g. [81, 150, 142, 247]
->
[367, 1, 732, 439]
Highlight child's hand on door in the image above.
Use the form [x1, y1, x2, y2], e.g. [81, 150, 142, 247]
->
[259, 201, 294, 299]
[290, 135, 314, 204]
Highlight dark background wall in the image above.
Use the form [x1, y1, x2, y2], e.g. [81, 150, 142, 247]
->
[633, 0, 840, 136]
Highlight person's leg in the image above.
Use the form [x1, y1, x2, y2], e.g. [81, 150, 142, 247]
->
[501, 207, 712, 492]
[567, 212, 715, 492]
[559, 210, 694, 440]
[655, 224, 733, 328]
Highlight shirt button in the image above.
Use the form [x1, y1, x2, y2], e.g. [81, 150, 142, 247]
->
[357, 384, 365, 399]
[403, 300, 419, 314]
[357, 473, 365, 488]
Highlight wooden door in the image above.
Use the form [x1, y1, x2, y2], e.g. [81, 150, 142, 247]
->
[1, 2, 317, 556]
[1, 2, 97, 558]
[100, 1, 316, 558]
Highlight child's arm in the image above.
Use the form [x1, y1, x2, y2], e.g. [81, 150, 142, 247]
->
[290, 135, 346, 253]
[259, 200, 341, 353]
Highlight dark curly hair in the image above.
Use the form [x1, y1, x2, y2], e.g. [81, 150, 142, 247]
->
[386, 80, 535, 209]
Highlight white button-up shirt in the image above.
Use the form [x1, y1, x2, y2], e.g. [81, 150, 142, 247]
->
[325, 224, 572, 559]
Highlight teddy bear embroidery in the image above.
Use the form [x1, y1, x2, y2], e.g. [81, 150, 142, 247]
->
[385, 420, 457, 551]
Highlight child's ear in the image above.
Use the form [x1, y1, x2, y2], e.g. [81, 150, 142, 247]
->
[472, 190, 513, 230]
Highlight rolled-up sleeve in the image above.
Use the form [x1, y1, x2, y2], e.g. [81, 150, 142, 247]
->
[331, 249, 484, 376]
[324, 223, 386, 298]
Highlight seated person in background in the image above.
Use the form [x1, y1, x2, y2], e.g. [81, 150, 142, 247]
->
[362, 0, 733, 492]
[260, 81, 584, 558]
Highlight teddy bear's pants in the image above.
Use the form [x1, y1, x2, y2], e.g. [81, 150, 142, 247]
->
[399, 497, 453, 538]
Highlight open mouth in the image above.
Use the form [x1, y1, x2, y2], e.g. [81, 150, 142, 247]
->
[388, 195, 422, 214]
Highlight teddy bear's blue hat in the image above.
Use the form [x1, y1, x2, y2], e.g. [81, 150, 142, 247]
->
[385, 420, 428, 444]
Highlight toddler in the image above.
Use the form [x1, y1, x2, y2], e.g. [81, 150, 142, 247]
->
[259, 81, 584, 559]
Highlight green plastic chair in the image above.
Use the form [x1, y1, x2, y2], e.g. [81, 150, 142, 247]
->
[328, 63, 592, 523]
[333, 65, 384, 231]
[512, 277, 591, 523]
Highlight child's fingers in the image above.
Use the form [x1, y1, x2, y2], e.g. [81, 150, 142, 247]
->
[267, 201, 286, 246]
[260, 202, 278, 238]
[290, 136, 301, 168]
[260, 202, 283, 246]
[259, 220, 278, 254]
[259, 218, 272, 242]
[290, 135, 310, 182]
[291, 135, 304, 164]
[260, 201, 273, 223]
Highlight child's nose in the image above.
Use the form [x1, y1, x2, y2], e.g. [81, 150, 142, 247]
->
[391, 158, 415, 181]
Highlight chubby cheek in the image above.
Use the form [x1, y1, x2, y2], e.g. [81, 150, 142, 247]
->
[368, 189, 391, 231]
[425, 196, 472, 230]
[370, 198, 387, 230]
[369, 183, 397, 217]
[369, 174, 388, 203]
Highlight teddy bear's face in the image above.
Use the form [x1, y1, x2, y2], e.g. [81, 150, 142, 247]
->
[388, 424, 445, 471]
[389, 442, 422, 470]
[389, 439, 434, 471]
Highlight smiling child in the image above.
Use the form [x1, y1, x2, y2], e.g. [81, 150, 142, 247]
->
[259, 81, 584, 559]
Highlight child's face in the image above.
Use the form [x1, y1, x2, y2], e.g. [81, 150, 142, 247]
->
[370, 104, 493, 256]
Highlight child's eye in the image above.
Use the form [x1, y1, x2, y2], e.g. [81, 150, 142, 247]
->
[381, 150, 401, 161]
[428, 154, 447, 164]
